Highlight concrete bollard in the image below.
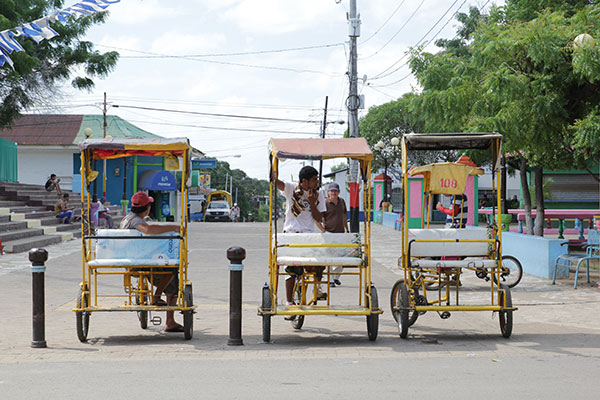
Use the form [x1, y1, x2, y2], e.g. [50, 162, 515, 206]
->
[227, 246, 246, 346]
[29, 248, 48, 348]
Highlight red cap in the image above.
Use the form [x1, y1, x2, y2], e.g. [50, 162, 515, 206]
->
[131, 191, 154, 207]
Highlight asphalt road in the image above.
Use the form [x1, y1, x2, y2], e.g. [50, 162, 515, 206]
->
[1, 222, 599, 399]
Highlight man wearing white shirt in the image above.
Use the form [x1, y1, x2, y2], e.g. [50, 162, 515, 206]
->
[97, 197, 114, 228]
[275, 166, 327, 306]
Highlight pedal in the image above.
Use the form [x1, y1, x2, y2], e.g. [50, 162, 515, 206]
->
[438, 311, 451, 319]
[151, 315, 162, 326]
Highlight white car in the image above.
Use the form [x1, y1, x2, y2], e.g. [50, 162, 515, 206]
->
[204, 201, 231, 222]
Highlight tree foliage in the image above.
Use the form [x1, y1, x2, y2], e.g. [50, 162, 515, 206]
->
[0, 0, 119, 128]
[209, 160, 272, 221]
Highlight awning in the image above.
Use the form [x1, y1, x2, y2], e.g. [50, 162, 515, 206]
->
[138, 170, 177, 191]
[269, 138, 373, 161]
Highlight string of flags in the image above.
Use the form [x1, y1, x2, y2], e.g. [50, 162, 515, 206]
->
[0, 0, 120, 68]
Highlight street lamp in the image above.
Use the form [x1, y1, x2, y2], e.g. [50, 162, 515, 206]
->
[373, 136, 400, 209]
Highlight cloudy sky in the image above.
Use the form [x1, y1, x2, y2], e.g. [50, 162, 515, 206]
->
[46, 0, 501, 183]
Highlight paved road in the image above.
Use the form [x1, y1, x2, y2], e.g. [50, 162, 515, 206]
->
[1, 222, 599, 399]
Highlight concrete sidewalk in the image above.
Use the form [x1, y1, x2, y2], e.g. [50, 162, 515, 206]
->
[1, 222, 599, 399]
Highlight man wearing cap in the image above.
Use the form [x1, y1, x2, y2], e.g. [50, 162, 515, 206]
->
[97, 197, 114, 229]
[120, 191, 183, 332]
[322, 182, 349, 286]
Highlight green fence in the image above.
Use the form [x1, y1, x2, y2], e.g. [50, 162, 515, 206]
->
[0, 137, 17, 182]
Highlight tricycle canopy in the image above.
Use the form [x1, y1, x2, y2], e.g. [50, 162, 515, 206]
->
[403, 133, 502, 170]
[269, 138, 373, 161]
[79, 137, 191, 160]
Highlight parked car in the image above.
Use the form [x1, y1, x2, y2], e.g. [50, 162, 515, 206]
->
[204, 200, 231, 222]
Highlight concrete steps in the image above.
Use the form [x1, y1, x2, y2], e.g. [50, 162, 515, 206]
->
[0, 181, 82, 253]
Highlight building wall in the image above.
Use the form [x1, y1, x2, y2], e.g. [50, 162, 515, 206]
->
[17, 146, 77, 187]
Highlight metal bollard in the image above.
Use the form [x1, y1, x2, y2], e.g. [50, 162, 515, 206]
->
[29, 248, 48, 348]
[227, 246, 246, 346]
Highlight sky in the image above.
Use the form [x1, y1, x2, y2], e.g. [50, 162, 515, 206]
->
[39, 0, 502, 184]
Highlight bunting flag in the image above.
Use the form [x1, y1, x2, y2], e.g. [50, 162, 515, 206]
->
[0, 0, 120, 68]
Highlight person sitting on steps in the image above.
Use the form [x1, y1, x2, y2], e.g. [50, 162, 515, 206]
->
[55, 193, 74, 224]
[45, 174, 63, 196]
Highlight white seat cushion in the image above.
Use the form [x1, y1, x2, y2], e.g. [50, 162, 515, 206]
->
[407, 228, 490, 257]
[277, 256, 363, 266]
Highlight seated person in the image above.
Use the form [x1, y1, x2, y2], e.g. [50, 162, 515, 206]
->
[120, 191, 182, 332]
[436, 194, 468, 228]
[97, 197, 114, 228]
[45, 174, 62, 196]
[275, 166, 327, 309]
[55, 193, 74, 224]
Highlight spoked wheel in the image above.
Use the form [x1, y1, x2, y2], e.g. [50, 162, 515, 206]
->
[261, 286, 272, 343]
[397, 283, 410, 339]
[135, 281, 148, 330]
[183, 285, 194, 340]
[291, 285, 304, 330]
[390, 280, 419, 327]
[76, 285, 90, 343]
[499, 284, 513, 338]
[494, 256, 523, 288]
[366, 286, 379, 341]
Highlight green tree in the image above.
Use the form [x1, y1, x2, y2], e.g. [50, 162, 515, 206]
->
[407, 2, 600, 235]
[208, 160, 270, 221]
[0, 0, 119, 127]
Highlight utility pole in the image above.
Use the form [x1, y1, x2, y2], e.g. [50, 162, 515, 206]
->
[319, 96, 328, 186]
[102, 92, 107, 198]
[347, 0, 361, 232]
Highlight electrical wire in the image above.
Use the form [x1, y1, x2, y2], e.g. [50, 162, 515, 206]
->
[359, 0, 407, 45]
[112, 104, 323, 123]
[370, 0, 464, 81]
[359, 0, 425, 60]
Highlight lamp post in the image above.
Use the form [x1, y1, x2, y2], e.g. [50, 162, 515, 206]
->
[373, 137, 400, 209]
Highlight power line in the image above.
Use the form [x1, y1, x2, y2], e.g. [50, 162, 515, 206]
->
[98, 45, 344, 77]
[359, 0, 407, 45]
[359, 0, 425, 60]
[112, 104, 322, 123]
[370, 0, 464, 81]
[97, 42, 345, 58]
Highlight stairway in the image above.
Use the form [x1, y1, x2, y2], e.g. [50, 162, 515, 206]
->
[0, 181, 121, 254]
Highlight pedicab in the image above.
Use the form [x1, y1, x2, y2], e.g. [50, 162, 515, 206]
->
[390, 133, 516, 338]
[73, 138, 196, 341]
[258, 138, 383, 342]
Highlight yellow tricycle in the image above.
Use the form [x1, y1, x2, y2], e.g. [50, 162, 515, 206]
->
[258, 138, 383, 342]
[73, 137, 196, 341]
[390, 133, 516, 338]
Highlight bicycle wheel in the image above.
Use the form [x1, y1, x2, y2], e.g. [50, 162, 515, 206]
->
[390, 279, 418, 327]
[76, 285, 90, 342]
[261, 286, 272, 343]
[494, 255, 523, 288]
[499, 284, 513, 338]
[183, 284, 194, 340]
[366, 286, 379, 341]
[291, 285, 304, 330]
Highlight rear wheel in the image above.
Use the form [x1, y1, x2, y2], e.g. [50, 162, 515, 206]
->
[397, 283, 410, 339]
[499, 285, 513, 338]
[291, 285, 304, 330]
[366, 286, 379, 341]
[76, 285, 90, 342]
[390, 279, 419, 327]
[183, 285, 194, 340]
[261, 286, 272, 343]
[494, 256, 523, 288]
[135, 280, 148, 330]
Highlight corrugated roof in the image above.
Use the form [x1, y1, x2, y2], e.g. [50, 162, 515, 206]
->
[0, 114, 162, 146]
[0, 114, 83, 145]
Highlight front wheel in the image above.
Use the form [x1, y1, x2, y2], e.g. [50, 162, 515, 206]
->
[390, 280, 419, 327]
[397, 283, 410, 339]
[183, 285, 194, 340]
[499, 285, 513, 338]
[494, 255, 523, 288]
[291, 285, 304, 330]
[261, 286, 272, 343]
[76, 285, 90, 342]
[366, 286, 379, 341]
